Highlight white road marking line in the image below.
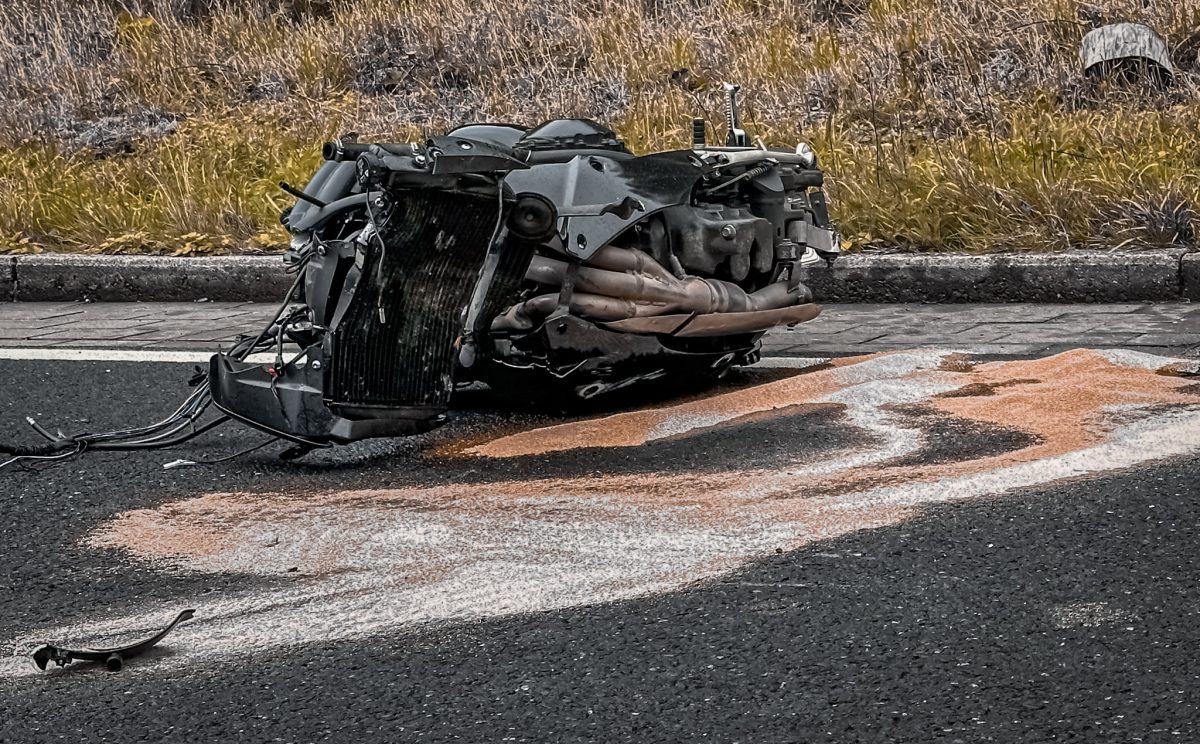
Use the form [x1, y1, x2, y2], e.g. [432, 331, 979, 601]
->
[0, 349, 828, 368]
[0, 348, 276, 363]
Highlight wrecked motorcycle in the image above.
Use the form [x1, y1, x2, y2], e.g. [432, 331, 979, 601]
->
[209, 86, 840, 451]
[1, 86, 838, 464]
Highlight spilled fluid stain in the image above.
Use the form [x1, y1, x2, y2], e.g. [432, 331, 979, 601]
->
[6, 348, 1200, 675]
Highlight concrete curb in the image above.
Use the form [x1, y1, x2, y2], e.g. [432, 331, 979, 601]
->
[10, 255, 294, 302]
[802, 250, 1192, 303]
[3, 250, 1197, 303]
[1182, 253, 1200, 302]
[1, 256, 14, 303]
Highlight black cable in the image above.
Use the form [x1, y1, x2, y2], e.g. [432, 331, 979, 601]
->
[0, 441, 68, 457]
[235, 268, 307, 362]
[99, 401, 213, 448]
[53, 384, 211, 444]
[190, 436, 280, 465]
[0, 442, 86, 473]
[22, 384, 212, 448]
[1, 236, 314, 473]
[86, 416, 230, 451]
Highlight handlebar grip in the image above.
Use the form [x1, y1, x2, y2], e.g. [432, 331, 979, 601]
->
[322, 142, 369, 162]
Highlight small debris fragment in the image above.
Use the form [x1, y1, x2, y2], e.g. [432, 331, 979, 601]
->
[30, 609, 195, 672]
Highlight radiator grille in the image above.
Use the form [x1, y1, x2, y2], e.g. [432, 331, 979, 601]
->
[328, 189, 500, 410]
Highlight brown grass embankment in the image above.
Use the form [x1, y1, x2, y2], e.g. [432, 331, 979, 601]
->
[0, 0, 1196, 254]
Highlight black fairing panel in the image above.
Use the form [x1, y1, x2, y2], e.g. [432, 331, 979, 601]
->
[503, 150, 700, 260]
[446, 123, 527, 149]
[285, 161, 359, 229]
[208, 350, 436, 445]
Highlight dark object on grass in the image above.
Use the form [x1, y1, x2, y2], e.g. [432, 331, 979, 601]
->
[1081, 23, 1173, 87]
[30, 609, 195, 672]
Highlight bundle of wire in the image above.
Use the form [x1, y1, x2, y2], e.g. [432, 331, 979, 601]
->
[0, 263, 310, 473]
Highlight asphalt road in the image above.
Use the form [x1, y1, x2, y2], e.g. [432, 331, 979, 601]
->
[1, 352, 1199, 743]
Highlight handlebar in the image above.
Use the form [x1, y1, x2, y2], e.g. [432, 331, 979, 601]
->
[321, 141, 415, 162]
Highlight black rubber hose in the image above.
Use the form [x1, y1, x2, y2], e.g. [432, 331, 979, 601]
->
[0, 442, 66, 457]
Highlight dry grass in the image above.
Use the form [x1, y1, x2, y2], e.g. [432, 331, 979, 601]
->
[0, 0, 1197, 253]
